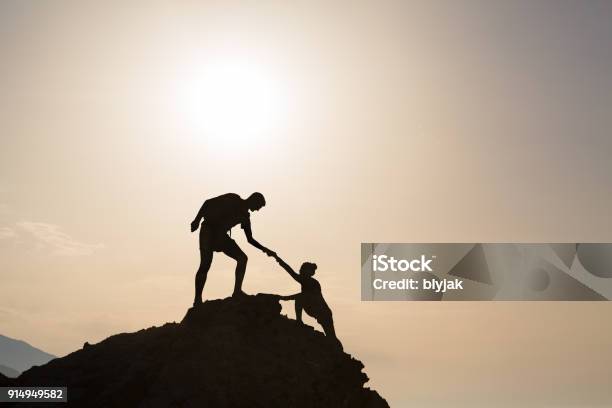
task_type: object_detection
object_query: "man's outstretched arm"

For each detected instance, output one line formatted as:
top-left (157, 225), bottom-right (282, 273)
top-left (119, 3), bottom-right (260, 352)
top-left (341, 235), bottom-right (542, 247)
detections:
top-left (273, 255), bottom-right (301, 283)
top-left (242, 220), bottom-right (275, 256)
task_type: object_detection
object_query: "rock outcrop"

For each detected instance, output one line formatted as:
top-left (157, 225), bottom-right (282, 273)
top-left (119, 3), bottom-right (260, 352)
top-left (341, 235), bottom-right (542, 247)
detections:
top-left (15, 294), bottom-right (388, 407)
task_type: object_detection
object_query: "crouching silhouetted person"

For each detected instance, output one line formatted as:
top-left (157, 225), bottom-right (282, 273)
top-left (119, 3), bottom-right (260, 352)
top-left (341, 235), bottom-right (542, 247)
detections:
top-left (273, 254), bottom-right (342, 348)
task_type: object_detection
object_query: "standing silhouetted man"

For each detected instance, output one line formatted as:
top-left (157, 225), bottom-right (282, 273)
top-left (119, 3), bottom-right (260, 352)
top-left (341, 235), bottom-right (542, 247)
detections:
top-left (190, 192), bottom-right (275, 305)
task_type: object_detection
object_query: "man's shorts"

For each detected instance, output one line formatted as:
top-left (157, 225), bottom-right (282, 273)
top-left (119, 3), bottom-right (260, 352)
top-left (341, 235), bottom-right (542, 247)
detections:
top-left (199, 225), bottom-right (235, 252)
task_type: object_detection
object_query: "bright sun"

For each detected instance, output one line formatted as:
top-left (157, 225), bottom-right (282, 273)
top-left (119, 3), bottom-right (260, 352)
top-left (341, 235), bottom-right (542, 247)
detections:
top-left (176, 59), bottom-right (287, 146)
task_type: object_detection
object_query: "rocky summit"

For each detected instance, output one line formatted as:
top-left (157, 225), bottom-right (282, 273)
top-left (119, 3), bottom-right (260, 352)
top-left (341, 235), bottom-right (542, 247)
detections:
top-left (12, 294), bottom-right (388, 408)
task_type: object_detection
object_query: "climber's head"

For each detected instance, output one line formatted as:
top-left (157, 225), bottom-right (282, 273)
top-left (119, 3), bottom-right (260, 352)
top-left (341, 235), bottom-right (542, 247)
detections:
top-left (299, 262), bottom-right (317, 277)
top-left (246, 192), bottom-right (266, 211)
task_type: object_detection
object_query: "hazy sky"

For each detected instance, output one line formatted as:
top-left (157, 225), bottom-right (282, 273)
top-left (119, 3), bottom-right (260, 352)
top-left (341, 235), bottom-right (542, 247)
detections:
top-left (1, 1), bottom-right (612, 406)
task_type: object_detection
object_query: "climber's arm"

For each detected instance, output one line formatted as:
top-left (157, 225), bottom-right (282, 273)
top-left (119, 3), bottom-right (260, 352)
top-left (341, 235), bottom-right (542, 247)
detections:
top-left (243, 219), bottom-right (275, 256)
top-left (279, 293), bottom-right (301, 301)
top-left (274, 255), bottom-right (302, 282)
top-left (190, 200), bottom-right (209, 232)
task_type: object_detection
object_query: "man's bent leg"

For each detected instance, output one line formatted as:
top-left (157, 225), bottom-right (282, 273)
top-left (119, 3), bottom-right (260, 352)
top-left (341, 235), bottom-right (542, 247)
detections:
top-left (295, 296), bottom-right (303, 323)
top-left (318, 314), bottom-right (342, 349)
top-left (321, 317), bottom-right (337, 339)
top-left (194, 248), bottom-right (213, 306)
top-left (221, 239), bottom-right (248, 296)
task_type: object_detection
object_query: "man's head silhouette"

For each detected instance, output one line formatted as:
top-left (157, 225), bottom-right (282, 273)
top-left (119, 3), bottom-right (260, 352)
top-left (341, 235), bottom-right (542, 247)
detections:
top-left (246, 192), bottom-right (266, 211)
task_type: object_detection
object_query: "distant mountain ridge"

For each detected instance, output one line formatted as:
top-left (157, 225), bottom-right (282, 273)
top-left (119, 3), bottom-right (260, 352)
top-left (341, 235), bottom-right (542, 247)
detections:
top-left (0, 334), bottom-right (56, 373)
top-left (0, 364), bottom-right (20, 378)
